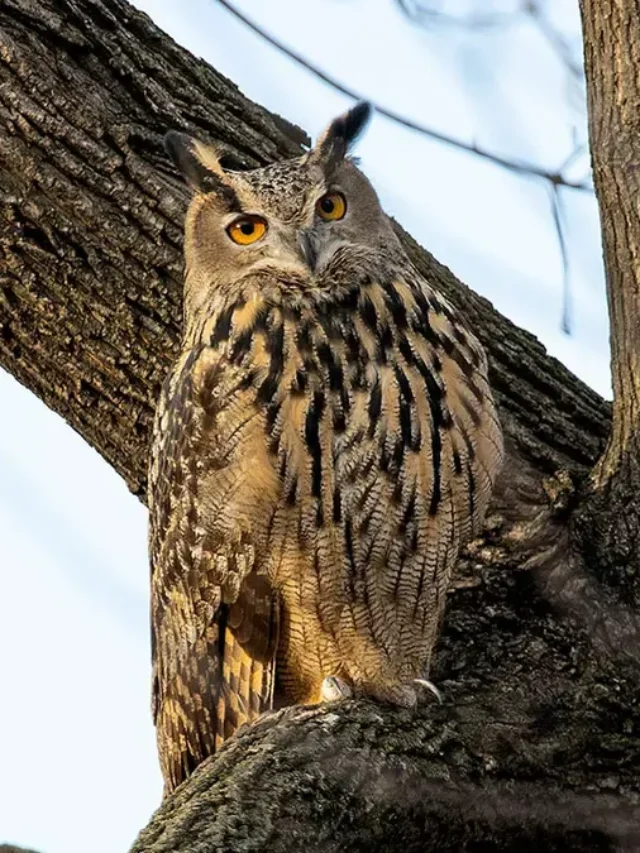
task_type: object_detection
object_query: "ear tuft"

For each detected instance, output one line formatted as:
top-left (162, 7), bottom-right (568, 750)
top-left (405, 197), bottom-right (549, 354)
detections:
top-left (163, 131), bottom-right (232, 197)
top-left (315, 101), bottom-right (373, 167)
top-left (336, 101), bottom-right (373, 148)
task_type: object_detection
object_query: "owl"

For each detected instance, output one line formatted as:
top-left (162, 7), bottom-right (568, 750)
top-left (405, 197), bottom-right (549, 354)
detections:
top-left (149, 102), bottom-right (503, 793)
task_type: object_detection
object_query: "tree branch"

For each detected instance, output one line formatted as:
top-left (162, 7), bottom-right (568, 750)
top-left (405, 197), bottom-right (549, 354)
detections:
top-left (132, 699), bottom-right (640, 853)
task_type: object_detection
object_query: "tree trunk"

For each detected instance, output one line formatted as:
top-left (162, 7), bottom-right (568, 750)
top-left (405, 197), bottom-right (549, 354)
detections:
top-left (580, 0), bottom-right (640, 488)
top-left (571, 0), bottom-right (640, 611)
top-left (1, 1), bottom-right (638, 851)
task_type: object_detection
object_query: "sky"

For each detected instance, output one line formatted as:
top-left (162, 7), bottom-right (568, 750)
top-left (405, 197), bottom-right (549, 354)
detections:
top-left (0, 2), bottom-right (609, 852)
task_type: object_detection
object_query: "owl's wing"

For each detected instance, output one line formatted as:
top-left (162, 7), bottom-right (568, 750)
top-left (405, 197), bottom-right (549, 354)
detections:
top-left (148, 346), bottom-right (279, 792)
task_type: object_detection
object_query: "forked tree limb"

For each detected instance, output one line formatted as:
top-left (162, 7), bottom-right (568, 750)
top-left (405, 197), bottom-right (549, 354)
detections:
top-left (1, 1), bottom-right (639, 851)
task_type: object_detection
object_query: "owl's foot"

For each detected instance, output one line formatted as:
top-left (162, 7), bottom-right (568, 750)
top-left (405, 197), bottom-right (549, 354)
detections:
top-left (320, 675), bottom-right (354, 702)
top-left (344, 680), bottom-right (417, 707)
top-left (414, 678), bottom-right (443, 704)
top-left (321, 676), bottom-right (441, 707)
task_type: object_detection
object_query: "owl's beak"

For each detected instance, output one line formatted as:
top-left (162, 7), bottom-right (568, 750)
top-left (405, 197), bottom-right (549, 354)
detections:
top-left (297, 228), bottom-right (317, 271)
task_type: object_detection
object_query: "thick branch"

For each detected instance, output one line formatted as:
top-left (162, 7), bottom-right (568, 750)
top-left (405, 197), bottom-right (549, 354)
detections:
top-left (132, 699), bottom-right (640, 853)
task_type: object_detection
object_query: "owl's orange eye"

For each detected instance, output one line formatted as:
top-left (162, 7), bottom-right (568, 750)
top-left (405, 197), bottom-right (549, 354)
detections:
top-left (227, 215), bottom-right (267, 245)
top-left (316, 192), bottom-right (347, 221)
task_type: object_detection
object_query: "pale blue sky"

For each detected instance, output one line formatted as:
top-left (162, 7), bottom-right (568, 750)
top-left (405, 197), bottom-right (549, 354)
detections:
top-left (0, 2), bottom-right (608, 852)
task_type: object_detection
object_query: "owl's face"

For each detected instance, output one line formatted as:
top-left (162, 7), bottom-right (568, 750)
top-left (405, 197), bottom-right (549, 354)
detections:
top-left (165, 104), bottom-right (401, 318)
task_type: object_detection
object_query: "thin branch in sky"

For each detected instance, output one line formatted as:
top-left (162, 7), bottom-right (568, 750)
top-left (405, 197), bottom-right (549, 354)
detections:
top-left (395, 0), bottom-right (584, 82)
top-left (394, 1), bottom-right (588, 160)
top-left (395, 0), bottom-right (527, 30)
top-left (558, 141), bottom-right (588, 176)
top-left (549, 183), bottom-right (572, 334)
top-left (526, 1), bottom-right (585, 82)
top-left (213, 0), bottom-right (591, 193)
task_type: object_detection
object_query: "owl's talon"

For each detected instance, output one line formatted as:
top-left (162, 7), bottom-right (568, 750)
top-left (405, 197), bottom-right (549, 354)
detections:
top-left (414, 678), bottom-right (443, 704)
top-left (321, 675), bottom-right (354, 702)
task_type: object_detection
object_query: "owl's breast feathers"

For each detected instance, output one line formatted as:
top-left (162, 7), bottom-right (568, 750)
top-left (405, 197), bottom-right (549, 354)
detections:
top-left (207, 271), bottom-right (503, 555)
top-left (202, 269), bottom-right (502, 686)
top-left (149, 268), bottom-right (503, 791)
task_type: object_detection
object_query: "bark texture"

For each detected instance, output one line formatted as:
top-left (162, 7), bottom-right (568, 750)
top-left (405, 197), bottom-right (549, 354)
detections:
top-left (580, 0), bottom-right (640, 487)
top-left (573, 0), bottom-right (640, 612)
top-left (0, 1), bottom-right (638, 851)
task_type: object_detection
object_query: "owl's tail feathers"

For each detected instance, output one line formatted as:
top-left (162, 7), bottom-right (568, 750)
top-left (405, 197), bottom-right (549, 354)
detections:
top-left (215, 573), bottom-right (280, 745)
top-left (155, 577), bottom-right (279, 795)
top-left (155, 671), bottom-right (218, 794)
top-left (214, 619), bottom-right (278, 750)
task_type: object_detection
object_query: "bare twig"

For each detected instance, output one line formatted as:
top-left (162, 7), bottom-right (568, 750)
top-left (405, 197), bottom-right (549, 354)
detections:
top-left (558, 141), bottom-right (588, 175)
top-left (395, 0), bottom-right (527, 30)
top-left (526, 1), bottom-right (584, 81)
top-left (549, 183), bottom-right (572, 334)
top-left (213, 0), bottom-right (591, 193)
top-left (396, 0), bottom-right (585, 86)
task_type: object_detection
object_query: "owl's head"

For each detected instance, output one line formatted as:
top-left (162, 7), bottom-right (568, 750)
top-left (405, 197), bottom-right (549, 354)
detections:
top-left (165, 103), bottom-right (400, 318)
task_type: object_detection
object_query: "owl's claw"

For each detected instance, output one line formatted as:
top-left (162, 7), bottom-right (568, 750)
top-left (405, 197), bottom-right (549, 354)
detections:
top-left (321, 675), bottom-right (354, 702)
top-left (414, 678), bottom-right (443, 704)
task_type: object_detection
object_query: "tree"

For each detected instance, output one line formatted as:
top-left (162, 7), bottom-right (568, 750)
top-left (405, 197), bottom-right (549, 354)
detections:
top-left (0, 0), bottom-right (638, 850)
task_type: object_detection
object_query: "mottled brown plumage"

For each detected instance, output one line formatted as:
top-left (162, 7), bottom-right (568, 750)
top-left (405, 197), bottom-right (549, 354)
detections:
top-left (149, 103), bottom-right (503, 793)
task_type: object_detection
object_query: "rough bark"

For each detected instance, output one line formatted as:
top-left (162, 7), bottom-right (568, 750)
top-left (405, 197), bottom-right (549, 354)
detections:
top-left (572, 0), bottom-right (640, 611)
top-left (580, 0), bottom-right (640, 487)
top-left (0, 1), bottom-right (638, 851)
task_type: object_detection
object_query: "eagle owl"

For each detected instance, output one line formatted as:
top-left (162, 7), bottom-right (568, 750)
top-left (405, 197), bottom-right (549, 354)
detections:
top-left (149, 103), bottom-right (503, 793)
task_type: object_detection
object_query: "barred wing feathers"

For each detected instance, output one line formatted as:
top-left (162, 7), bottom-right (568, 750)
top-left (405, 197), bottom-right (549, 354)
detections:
top-left (148, 346), bottom-right (279, 792)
